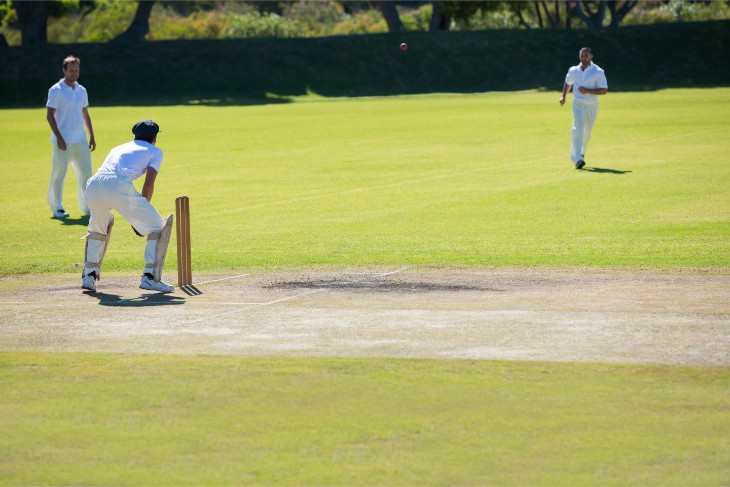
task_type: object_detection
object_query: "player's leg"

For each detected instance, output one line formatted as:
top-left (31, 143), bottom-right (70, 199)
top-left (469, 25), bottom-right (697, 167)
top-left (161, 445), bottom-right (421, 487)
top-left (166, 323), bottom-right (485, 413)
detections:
top-left (140, 215), bottom-right (174, 292)
top-left (69, 143), bottom-right (93, 216)
top-left (81, 212), bottom-right (114, 291)
top-left (48, 144), bottom-right (71, 218)
top-left (581, 103), bottom-right (599, 161)
top-left (570, 101), bottom-right (586, 167)
top-left (81, 175), bottom-right (115, 291)
top-left (114, 189), bottom-right (174, 292)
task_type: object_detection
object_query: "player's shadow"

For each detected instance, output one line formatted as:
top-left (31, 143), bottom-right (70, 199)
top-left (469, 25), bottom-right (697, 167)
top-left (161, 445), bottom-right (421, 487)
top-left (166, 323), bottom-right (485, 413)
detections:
top-left (89, 290), bottom-right (186, 307)
top-left (55, 215), bottom-right (90, 226)
top-left (583, 167), bottom-right (632, 174)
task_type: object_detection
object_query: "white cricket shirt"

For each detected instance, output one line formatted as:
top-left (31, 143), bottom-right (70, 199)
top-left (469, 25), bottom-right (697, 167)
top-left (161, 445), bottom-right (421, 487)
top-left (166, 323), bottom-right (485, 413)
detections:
top-left (565, 62), bottom-right (608, 104)
top-left (97, 140), bottom-right (163, 181)
top-left (46, 78), bottom-right (89, 144)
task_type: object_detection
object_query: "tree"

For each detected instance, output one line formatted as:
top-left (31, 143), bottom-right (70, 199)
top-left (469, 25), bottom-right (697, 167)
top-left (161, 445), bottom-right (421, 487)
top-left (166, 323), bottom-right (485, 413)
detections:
top-left (571, 0), bottom-right (639, 29)
top-left (537, 1), bottom-right (561, 28)
top-left (432, 1), bottom-right (506, 31)
top-left (429, 0), bottom-right (448, 31)
top-left (112, 0), bottom-right (156, 43)
top-left (607, 0), bottom-right (639, 28)
top-left (375, 0), bottom-right (404, 32)
top-left (11, 0), bottom-right (97, 46)
top-left (14, 0), bottom-right (49, 45)
top-left (508, 1), bottom-right (533, 29)
top-left (506, 1), bottom-right (636, 30)
top-left (1, 0), bottom-right (12, 45)
top-left (516, 1), bottom-right (572, 29)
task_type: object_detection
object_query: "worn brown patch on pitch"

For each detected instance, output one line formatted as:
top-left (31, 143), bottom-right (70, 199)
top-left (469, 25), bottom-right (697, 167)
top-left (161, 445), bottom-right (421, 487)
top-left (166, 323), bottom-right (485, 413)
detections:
top-left (1, 266), bottom-right (728, 365)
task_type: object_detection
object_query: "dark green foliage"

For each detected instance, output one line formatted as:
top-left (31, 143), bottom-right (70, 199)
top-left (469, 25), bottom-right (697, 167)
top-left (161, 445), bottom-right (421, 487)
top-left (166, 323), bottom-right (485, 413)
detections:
top-left (439, 0), bottom-right (503, 22)
top-left (1, 19), bottom-right (728, 107)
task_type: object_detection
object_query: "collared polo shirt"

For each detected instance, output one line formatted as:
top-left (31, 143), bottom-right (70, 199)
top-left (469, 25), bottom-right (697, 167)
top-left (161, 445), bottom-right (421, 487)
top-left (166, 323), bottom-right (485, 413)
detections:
top-left (46, 78), bottom-right (89, 144)
top-left (565, 62), bottom-right (608, 104)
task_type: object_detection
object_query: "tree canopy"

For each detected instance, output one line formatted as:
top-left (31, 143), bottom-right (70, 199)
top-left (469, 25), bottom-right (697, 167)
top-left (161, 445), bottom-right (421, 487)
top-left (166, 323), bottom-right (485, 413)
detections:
top-left (2, 0), bottom-right (729, 46)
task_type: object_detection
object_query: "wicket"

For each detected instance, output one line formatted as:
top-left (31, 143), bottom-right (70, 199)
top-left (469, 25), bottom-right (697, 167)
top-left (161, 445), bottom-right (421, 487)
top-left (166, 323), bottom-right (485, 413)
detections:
top-left (175, 196), bottom-right (192, 286)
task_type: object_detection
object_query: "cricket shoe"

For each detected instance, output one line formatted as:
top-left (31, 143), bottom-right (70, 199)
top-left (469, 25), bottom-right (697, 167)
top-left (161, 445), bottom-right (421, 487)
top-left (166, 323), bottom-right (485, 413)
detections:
top-left (81, 272), bottom-right (97, 292)
top-left (53, 209), bottom-right (69, 219)
top-left (140, 274), bottom-right (174, 293)
top-left (575, 160), bottom-right (586, 169)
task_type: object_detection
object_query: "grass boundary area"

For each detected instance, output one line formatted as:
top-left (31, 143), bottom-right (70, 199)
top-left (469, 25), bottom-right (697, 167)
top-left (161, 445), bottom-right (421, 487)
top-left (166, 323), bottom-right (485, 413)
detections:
top-left (1, 352), bottom-right (729, 485)
top-left (2, 20), bottom-right (729, 107)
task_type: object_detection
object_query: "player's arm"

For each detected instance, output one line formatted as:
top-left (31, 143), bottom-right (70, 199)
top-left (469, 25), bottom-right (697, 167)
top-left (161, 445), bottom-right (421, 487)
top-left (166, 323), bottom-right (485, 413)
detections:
top-left (141, 167), bottom-right (158, 202)
top-left (131, 168), bottom-right (160, 236)
top-left (82, 107), bottom-right (96, 151)
top-left (46, 107), bottom-right (66, 150)
top-left (559, 83), bottom-right (571, 106)
top-left (578, 86), bottom-right (608, 95)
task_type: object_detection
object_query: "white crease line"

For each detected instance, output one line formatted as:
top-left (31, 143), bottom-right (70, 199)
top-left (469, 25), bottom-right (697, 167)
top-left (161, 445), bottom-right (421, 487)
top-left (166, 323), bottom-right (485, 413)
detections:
top-left (372, 266), bottom-right (411, 277)
top-left (344, 267), bottom-right (412, 278)
top-left (192, 274), bottom-right (250, 286)
top-left (182, 289), bottom-right (326, 324)
top-left (180, 266), bottom-right (411, 324)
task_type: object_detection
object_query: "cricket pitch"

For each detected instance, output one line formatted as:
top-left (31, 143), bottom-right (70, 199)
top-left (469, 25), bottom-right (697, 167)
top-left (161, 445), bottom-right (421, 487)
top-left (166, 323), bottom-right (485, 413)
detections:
top-left (1, 266), bottom-right (728, 365)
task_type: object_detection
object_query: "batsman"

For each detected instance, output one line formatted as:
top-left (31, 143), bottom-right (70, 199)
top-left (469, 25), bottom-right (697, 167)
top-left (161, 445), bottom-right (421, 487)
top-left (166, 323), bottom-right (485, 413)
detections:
top-left (81, 120), bottom-right (174, 293)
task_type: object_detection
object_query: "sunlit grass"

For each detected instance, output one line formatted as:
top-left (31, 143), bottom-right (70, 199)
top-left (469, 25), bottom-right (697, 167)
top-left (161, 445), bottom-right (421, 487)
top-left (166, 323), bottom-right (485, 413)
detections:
top-left (1, 352), bottom-right (728, 485)
top-left (1, 89), bottom-right (728, 275)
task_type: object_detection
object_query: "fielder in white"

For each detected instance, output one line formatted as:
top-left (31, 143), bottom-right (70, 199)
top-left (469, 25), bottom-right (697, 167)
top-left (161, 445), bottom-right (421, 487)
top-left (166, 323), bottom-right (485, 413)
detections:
top-left (81, 120), bottom-right (175, 293)
top-left (46, 55), bottom-right (96, 219)
top-left (560, 47), bottom-right (608, 169)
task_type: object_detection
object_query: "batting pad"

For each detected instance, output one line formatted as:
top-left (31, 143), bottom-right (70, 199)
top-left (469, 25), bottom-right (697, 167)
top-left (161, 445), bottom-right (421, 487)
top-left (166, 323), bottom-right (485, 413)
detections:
top-left (152, 214), bottom-right (173, 282)
top-left (82, 213), bottom-right (114, 280)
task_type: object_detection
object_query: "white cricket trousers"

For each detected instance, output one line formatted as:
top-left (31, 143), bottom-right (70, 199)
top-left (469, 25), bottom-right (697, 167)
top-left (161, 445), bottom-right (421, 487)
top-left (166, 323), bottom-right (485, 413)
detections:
top-left (571, 100), bottom-right (599, 163)
top-left (84, 172), bottom-right (166, 276)
top-left (48, 142), bottom-right (92, 214)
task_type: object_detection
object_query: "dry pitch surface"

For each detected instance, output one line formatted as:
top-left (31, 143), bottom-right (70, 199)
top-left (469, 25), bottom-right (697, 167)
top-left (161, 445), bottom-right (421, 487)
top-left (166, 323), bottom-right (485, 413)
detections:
top-left (1, 267), bottom-right (728, 366)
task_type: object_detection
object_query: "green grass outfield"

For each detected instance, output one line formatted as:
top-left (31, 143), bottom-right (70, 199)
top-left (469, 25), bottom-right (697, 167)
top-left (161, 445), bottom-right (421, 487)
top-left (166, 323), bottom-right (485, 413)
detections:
top-left (1, 353), bottom-right (728, 485)
top-left (1, 89), bottom-right (729, 484)
top-left (0, 88), bottom-right (728, 274)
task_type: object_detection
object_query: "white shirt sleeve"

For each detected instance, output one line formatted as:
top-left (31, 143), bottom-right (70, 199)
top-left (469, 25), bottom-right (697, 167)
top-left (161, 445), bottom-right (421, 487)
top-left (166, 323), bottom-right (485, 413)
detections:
top-left (46, 86), bottom-right (59, 109)
top-left (148, 150), bottom-right (163, 173)
top-left (565, 68), bottom-right (575, 86)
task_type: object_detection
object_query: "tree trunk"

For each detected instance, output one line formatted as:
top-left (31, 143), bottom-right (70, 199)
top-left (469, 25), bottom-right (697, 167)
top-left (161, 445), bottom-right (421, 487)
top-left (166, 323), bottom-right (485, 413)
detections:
top-left (112, 0), bottom-right (156, 43)
top-left (540, 1), bottom-right (556, 28)
top-left (596, 0), bottom-right (607, 27)
top-left (429, 1), bottom-right (451, 31)
top-left (375, 1), bottom-right (405, 32)
top-left (15, 0), bottom-right (49, 45)
top-left (608, 0), bottom-right (638, 28)
top-left (511, 3), bottom-right (531, 29)
top-left (572, 1), bottom-right (607, 29)
top-left (534, 1), bottom-right (543, 29)
top-left (428, 1), bottom-right (444, 31)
